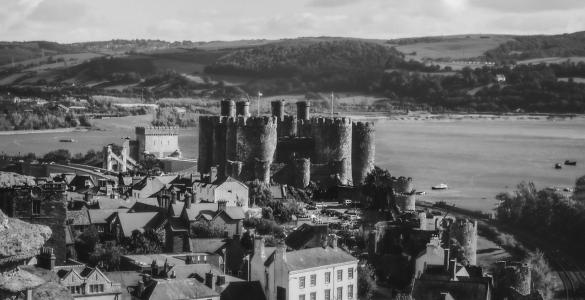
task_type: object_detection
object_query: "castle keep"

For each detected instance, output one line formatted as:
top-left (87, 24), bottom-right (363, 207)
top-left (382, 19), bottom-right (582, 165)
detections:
top-left (198, 99), bottom-right (375, 185)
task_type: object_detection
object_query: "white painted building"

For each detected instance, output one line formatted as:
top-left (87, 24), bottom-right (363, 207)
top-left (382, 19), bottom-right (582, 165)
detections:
top-left (251, 235), bottom-right (358, 300)
top-left (192, 177), bottom-right (249, 208)
top-left (414, 235), bottom-right (447, 279)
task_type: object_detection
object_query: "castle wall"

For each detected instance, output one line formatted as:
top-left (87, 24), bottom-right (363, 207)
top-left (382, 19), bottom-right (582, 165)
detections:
top-left (449, 219), bottom-right (478, 265)
top-left (396, 194), bottom-right (416, 211)
top-left (271, 100), bottom-right (285, 121)
top-left (494, 261), bottom-right (532, 296)
top-left (212, 117), bottom-right (228, 177)
top-left (352, 122), bottom-right (376, 185)
top-left (236, 101), bottom-right (250, 117)
top-left (278, 115), bottom-right (298, 138)
top-left (292, 158), bottom-right (311, 188)
top-left (235, 117), bottom-right (278, 182)
top-left (311, 117), bottom-right (353, 184)
top-left (275, 137), bottom-right (313, 163)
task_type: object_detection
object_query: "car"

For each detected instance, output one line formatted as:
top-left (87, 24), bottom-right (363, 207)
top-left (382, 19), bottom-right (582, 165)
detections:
top-left (344, 199), bottom-right (352, 206)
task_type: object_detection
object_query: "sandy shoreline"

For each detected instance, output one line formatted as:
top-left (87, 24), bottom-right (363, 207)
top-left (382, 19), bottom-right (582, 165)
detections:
top-left (0, 127), bottom-right (90, 136)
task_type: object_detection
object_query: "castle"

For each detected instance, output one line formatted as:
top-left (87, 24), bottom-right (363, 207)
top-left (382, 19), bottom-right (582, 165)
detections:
top-left (198, 99), bottom-right (375, 186)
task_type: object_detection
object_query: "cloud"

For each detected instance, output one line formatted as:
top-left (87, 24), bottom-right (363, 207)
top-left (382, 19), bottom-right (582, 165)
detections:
top-left (307, 0), bottom-right (356, 7)
top-left (27, 0), bottom-right (88, 22)
top-left (468, 0), bottom-right (585, 13)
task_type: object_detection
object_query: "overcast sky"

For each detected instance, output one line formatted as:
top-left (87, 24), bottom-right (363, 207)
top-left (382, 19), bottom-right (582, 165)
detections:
top-left (1, 0), bottom-right (584, 43)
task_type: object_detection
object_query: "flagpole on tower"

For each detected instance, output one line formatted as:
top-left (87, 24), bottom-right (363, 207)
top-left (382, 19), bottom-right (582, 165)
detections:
top-left (257, 91), bottom-right (262, 116)
top-left (330, 92), bottom-right (334, 117)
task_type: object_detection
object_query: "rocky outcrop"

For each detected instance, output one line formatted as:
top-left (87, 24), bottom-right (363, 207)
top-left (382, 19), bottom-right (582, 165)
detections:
top-left (0, 172), bottom-right (36, 188)
top-left (0, 210), bottom-right (52, 260)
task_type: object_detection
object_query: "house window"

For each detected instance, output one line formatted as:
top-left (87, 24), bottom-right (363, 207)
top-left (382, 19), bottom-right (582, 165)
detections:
top-left (32, 200), bottom-right (41, 215)
top-left (325, 289), bottom-right (331, 300)
top-left (90, 284), bottom-right (104, 293)
top-left (348, 284), bottom-right (354, 299)
top-left (336, 287), bottom-right (342, 300)
top-left (310, 292), bottom-right (316, 300)
top-left (325, 272), bottom-right (331, 284)
top-left (310, 274), bottom-right (316, 286)
top-left (348, 267), bottom-right (354, 280)
top-left (299, 276), bottom-right (305, 289)
top-left (337, 269), bottom-right (343, 282)
top-left (299, 294), bottom-right (305, 300)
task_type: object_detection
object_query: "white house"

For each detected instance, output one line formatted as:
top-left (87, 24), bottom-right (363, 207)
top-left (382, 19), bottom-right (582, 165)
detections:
top-left (251, 235), bottom-right (358, 300)
top-left (192, 177), bottom-right (249, 208)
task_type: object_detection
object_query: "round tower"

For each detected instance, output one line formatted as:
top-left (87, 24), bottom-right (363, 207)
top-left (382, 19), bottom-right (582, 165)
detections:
top-left (312, 117), bottom-right (353, 184)
top-left (235, 116), bottom-right (278, 182)
top-left (296, 101), bottom-right (310, 120)
top-left (396, 194), bottom-right (416, 211)
top-left (494, 261), bottom-right (532, 296)
top-left (220, 100), bottom-right (236, 117)
top-left (449, 219), bottom-right (478, 265)
top-left (212, 116), bottom-right (228, 177)
top-left (393, 177), bottom-right (415, 194)
top-left (271, 100), bottom-right (285, 121)
top-left (292, 158), bottom-right (310, 188)
top-left (254, 159), bottom-right (271, 184)
top-left (352, 121), bottom-right (375, 185)
top-left (236, 101), bottom-right (250, 117)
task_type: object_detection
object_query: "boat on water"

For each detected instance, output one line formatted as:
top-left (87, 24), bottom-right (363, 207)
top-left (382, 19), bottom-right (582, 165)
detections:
top-left (555, 163), bottom-right (562, 169)
top-left (564, 160), bottom-right (577, 166)
top-left (432, 183), bottom-right (448, 190)
top-left (59, 138), bottom-right (75, 142)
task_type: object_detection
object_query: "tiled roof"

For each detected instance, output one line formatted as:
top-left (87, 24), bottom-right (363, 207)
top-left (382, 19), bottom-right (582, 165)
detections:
top-left (184, 203), bottom-right (245, 222)
top-left (412, 277), bottom-right (491, 300)
top-left (95, 197), bottom-right (137, 209)
top-left (142, 278), bottom-right (219, 300)
top-left (267, 247), bottom-right (357, 271)
top-left (184, 203), bottom-right (218, 221)
top-left (117, 212), bottom-right (161, 237)
top-left (221, 207), bottom-right (245, 220)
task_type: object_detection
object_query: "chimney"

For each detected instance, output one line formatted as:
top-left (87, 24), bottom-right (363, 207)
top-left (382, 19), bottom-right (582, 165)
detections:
top-left (443, 249), bottom-right (450, 272)
top-left (184, 192), bottom-right (191, 209)
top-left (205, 272), bottom-right (216, 290)
top-left (170, 190), bottom-right (177, 204)
top-left (216, 275), bottom-right (226, 286)
top-left (218, 200), bottom-right (227, 212)
top-left (151, 260), bottom-right (159, 277)
top-left (137, 280), bottom-right (145, 297)
top-left (275, 242), bottom-right (287, 263)
top-left (210, 167), bottom-right (218, 183)
top-left (328, 234), bottom-right (338, 249)
top-left (254, 236), bottom-right (266, 259)
top-left (191, 191), bottom-right (196, 204)
top-left (49, 248), bottom-right (56, 270)
top-left (448, 259), bottom-right (457, 280)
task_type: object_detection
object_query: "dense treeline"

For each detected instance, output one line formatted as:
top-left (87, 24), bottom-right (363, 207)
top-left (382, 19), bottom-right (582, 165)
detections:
top-left (486, 31), bottom-right (585, 62)
top-left (377, 63), bottom-right (585, 113)
top-left (0, 108), bottom-right (90, 130)
top-left (496, 182), bottom-right (585, 254)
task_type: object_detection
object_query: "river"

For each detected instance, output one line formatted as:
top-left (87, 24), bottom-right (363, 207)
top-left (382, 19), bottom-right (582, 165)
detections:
top-left (0, 114), bottom-right (583, 212)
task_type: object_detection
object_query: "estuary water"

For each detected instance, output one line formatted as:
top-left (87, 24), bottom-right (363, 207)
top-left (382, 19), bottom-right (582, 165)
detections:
top-left (1, 114), bottom-right (584, 212)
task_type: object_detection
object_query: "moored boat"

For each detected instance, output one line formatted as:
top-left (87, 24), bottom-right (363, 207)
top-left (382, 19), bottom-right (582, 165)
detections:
top-left (432, 183), bottom-right (448, 190)
top-left (564, 160), bottom-right (577, 166)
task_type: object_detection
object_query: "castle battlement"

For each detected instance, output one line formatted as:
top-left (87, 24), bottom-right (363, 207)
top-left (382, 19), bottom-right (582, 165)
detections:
top-left (236, 116), bottom-right (278, 127)
top-left (353, 121), bottom-right (375, 132)
top-left (311, 117), bottom-right (353, 126)
top-left (136, 126), bottom-right (179, 135)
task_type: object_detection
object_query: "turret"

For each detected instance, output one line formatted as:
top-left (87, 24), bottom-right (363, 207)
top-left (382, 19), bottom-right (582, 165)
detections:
top-left (271, 99), bottom-right (285, 121)
top-left (296, 101), bottom-right (310, 120)
top-left (449, 219), bottom-right (478, 265)
top-left (236, 100), bottom-right (250, 117)
top-left (292, 158), bottom-right (310, 188)
top-left (220, 100), bottom-right (236, 117)
top-left (352, 121), bottom-right (375, 185)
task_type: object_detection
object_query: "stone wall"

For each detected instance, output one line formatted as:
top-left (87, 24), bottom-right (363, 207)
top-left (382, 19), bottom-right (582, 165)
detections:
top-left (135, 126), bottom-right (180, 159)
top-left (352, 121), bottom-right (375, 185)
top-left (449, 219), bottom-right (478, 265)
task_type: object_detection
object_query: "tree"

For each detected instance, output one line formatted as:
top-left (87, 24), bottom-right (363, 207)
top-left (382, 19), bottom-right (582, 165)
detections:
top-left (90, 242), bottom-right (125, 271)
top-left (42, 149), bottom-right (72, 164)
top-left (362, 166), bottom-right (393, 209)
top-left (125, 230), bottom-right (163, 254)
top-left (248, 180), bottom-right (273, 207)
top-left (190, 221), bottom-right (224, 238)
top-left (524, 250), bottom-right (555, 300)
top-left (75, 225), bottom-right (100, 261)
top-left (358, 264), bottom-right (375, 300)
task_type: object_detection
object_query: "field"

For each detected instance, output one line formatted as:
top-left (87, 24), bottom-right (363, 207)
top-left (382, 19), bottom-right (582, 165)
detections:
top-left (517, 56), bottom-right (585, 65)
top-left (390, 35), bottom-right (514, 61)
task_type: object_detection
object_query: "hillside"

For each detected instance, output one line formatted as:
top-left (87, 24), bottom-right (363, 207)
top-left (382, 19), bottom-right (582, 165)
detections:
top-left (486, 31), bottom-right (585, 62)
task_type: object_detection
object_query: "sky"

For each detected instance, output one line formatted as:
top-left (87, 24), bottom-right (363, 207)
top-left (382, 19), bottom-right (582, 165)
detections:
top-left (1, 0), bottom-right (585, 43)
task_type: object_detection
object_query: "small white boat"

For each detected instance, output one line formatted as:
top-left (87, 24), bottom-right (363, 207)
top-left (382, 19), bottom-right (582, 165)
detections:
top-left (432, 183), bottom-right (448, 190)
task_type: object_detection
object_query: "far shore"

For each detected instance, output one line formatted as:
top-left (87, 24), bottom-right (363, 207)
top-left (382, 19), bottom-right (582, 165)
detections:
top-left (0, 127), bottom-right (90, 136)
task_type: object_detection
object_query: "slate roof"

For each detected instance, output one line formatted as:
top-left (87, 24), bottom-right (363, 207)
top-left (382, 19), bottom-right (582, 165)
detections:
top-left (132, 175), bottom-right (177, 198)
top-left (66, 210), bottom-right (90, 226)
top-left (88, 208), bottom-right (129, 224)
top-left (95, 197), bottom-right (137, 209)
top-left (285, 223), bottom-right (329, 250)
top-left (412, 277), bottom-right (491, 300)
top-left (141, 278), bottom-right (219, 300)
top-left (184, 203), bottom-right (245, 222)
top-left (188, 238), bottom-right (227, 254)
top-left (266, 247), bottom-right (357, 271)
top-left (117, 212), bottom-right (161, 237)
top-left (220, 281), bottom-right (266, 300)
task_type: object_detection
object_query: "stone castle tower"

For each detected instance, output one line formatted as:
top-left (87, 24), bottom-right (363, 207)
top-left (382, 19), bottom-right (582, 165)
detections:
top-left (198, 99), bottom-right (375, 185)
top-left (449, 218), bottom-right (478, 265)
top-left (135, 126), bottom-right (180, 160)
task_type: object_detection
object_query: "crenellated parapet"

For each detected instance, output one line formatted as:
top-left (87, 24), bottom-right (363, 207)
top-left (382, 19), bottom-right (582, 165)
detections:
top-left (278, 115), bottom-right (298, 138)
top-left (136, 126), bottom-right (179, 136)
